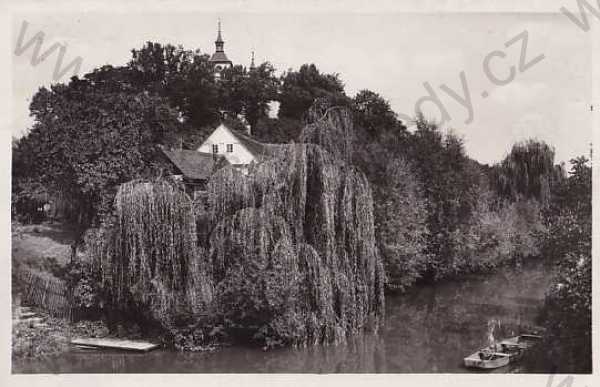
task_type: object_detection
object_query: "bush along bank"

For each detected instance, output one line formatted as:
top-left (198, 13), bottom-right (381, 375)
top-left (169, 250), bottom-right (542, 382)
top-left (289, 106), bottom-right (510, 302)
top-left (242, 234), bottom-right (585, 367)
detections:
top-left (354, 113), bottom-right (551, 290)
top-left (523, 156), bottom-right (592, 373)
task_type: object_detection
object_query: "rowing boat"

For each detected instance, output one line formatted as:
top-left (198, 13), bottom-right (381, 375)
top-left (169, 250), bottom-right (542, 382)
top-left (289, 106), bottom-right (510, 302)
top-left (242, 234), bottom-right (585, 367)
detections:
top-left (464, 334), bottom-right (542, 369)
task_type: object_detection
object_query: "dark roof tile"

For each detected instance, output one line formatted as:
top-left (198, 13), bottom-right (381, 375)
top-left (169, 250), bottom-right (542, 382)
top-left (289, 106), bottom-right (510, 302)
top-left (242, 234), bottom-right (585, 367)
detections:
top-left (229, 128), bottom-right (266, 155)
top-left (160, 146), bottom-right (228, 180)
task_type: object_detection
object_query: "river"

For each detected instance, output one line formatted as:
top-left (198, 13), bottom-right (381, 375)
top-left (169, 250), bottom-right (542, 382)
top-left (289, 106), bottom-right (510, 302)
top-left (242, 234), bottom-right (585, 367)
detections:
top-left (13, 260), bottom-right (554, 373)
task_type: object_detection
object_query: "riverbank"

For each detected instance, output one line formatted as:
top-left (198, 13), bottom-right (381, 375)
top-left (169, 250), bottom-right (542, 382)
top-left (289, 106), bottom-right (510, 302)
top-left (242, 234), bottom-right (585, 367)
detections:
top-left (11, 221), bottom-right (108, 361)
top-left (12, 303), bottom-right (110, 361)
top-left (11, 220), bottom-right (556, 370)
top-left (13, 260), bottom-right (554, 373)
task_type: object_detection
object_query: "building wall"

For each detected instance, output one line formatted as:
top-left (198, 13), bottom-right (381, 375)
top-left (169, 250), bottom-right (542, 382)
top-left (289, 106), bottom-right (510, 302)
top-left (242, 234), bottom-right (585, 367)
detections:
top-left (197, 124), bottom-right (256, 165)
top-left (267, 100), bottom-right (280, 119)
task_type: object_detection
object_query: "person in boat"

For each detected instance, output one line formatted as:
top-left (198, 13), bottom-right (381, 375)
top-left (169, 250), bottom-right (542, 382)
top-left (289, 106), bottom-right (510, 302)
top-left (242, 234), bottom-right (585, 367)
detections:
top-left (478, 349), bottom-right (494, 360)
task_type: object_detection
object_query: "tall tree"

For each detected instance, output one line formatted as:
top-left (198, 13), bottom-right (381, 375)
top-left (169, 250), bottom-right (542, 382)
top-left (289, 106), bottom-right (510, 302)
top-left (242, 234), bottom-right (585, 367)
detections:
top-left (242, 62), bottom-right (280, 130)
top-left (129, 42), bottom-right (280, 137)
top-left (218, 62), bottom-right (280, 130)
top-left (491, 139), bottom-right (556, 204)
top-left (129, 41), bottom-right (220, 129)
top-left (14, 77), bottom-right (181, 229)
top-left (531, 156), bottom-right (592, 373)
top-left (279, 64), bottom-right (348, 120)
top-left (373, 156), bottom-right (429, 291)
top-left (543, 156), bottom-right (592, 261)
top-left (405, 114), bottom-right (483, 279)
top-left (352, 89), bottom-right (406, 142)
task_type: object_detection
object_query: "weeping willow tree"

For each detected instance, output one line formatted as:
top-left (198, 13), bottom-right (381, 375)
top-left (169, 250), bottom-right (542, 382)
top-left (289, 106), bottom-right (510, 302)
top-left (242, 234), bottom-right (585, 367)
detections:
top-left (492, 139), bottom-right (556, 204)
top-left (87, 106), bottom-right (385, 348)
top-left (299, 99), bottom-right (355, 163)
top-left (207, 107), bottom-right (384, 346)
top-left (208, 143), bottom-right (384, 346)
top-left (89, 180), bottom-right (214, 333)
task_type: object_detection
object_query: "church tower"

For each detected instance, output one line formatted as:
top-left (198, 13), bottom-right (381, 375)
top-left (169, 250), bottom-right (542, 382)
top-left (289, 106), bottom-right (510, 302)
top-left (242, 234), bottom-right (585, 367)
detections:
top-left (249, 50), bottom-right (256, 71)
top-left (209, 19), bottom-right (233, 78)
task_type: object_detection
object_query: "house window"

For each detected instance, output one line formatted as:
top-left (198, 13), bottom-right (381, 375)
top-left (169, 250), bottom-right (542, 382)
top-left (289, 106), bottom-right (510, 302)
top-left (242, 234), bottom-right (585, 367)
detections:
top-left (212, 144), bottom-right (218, 153)
top-left (227, 144), bottom-right (233, 153)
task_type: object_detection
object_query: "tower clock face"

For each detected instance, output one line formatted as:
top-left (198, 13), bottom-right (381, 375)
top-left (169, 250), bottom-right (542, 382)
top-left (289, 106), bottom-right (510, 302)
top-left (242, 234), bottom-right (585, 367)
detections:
top-left (216, 65), bottom-right (222, 71)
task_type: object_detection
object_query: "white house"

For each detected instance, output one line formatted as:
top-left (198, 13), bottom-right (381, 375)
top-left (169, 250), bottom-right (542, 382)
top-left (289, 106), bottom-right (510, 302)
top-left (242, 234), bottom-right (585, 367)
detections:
top-left (196, 123), bottom-right (271, 174)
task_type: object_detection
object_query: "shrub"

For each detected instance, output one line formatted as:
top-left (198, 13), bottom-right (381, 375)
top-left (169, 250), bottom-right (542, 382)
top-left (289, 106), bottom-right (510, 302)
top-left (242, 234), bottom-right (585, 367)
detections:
top-left (527, 252), bottom-right (591, 373)
top-left (448, 197), bottom-right (546, 277)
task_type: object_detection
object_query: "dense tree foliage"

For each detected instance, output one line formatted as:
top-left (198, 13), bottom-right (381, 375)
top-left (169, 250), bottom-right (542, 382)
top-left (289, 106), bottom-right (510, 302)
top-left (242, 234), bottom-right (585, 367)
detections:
top-left (253, 116), bottom-right (302, 144)
top-left (252, 64), bottom-right (351, 144)
top-left (404, 116), bottom-right (484, 279)
top-left (348, 92), bottom-right (425, 289)
top-left (129, 42), bottom-right (219, 128)
top-left (491, 139), bottom-right (556, 204)
top-left (550, 156), bottom-right (591, 220)
top-left (372, 157), bottom-right (429, 291)
top-left (352, 89), bottom-right (406, 143)
top-left (527, 157), bottom-right (592, 373)
top-left (279, 64), bottom-right (349, 120)
top-left (311, 96), bottom-right (545, 284)
top-left (129, 42), bottom-right (280, 136)
top-left (195, 62), bottom-right (282, 132)
top-left (535, 251), bottom-right (592, 373)
top-left (13, 41), bottom-right (282, 226)
top-left (13, 79), bottom-right (181, 229)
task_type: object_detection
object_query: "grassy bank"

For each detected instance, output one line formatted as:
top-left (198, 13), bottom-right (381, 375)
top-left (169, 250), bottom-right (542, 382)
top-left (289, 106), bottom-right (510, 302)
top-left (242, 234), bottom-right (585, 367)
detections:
top-left (11, 221), bottom-right (76, 288)
top-left (11, 221), bottom-right (106, 360)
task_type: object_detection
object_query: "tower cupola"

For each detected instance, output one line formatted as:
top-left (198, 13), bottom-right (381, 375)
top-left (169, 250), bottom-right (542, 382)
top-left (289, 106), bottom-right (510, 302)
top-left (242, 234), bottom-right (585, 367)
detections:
top-left (209, 19), bottom-right (233, 76)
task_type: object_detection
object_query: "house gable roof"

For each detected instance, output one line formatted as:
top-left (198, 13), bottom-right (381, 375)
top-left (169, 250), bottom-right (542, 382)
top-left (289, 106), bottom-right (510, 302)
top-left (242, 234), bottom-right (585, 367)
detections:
top-left (227, 127), bottom-right (270, 159)
top-left (160, 146), bottom-right (228, 180)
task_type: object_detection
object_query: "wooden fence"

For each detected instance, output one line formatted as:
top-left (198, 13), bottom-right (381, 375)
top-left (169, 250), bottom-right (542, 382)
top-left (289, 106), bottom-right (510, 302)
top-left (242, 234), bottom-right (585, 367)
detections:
top-left (18, 270), bottom-right (73, 320)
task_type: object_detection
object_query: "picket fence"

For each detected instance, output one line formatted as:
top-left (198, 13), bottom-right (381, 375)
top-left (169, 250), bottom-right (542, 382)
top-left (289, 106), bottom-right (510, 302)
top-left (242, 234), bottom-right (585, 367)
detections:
top-left (18, 270), bottom-right (73, 320)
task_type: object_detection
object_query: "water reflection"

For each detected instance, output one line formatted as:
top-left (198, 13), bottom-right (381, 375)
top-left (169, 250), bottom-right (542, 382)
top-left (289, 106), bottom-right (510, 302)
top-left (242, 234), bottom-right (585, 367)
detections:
top-left (13, 261), bottom-right (553, 373)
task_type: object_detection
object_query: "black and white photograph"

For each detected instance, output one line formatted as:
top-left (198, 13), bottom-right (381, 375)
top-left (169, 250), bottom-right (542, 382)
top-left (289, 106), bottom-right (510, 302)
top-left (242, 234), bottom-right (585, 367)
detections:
top-left (3, 0), bottom-right (597, 384)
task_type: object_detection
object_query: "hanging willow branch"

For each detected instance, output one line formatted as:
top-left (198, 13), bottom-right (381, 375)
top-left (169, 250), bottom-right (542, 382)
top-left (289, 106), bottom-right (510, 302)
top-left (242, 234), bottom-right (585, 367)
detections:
top-left (88, 106), bottom-right (384, 348)
top-left (91, 179), bottom-right (213, 329)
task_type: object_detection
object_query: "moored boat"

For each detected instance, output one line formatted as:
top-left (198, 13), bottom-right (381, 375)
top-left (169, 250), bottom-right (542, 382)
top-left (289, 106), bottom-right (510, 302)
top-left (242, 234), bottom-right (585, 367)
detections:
top-left (464, 350), bottom-right (511, 369)
top-left (464, 334), bottom-right (542, 370)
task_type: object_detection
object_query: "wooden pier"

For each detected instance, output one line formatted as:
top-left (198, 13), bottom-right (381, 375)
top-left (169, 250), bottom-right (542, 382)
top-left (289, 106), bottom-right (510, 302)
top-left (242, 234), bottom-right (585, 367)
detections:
top-left (70, 337), bottom-right (160, 352)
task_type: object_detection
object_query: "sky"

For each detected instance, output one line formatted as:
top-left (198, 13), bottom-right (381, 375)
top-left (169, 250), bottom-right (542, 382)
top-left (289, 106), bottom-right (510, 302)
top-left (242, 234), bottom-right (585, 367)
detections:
top-left (11, 11), bottom-right (593, 165)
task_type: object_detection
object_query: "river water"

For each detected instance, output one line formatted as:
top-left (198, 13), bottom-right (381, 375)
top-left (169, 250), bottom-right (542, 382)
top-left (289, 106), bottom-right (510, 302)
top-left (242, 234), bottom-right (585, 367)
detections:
top-left (13, 260), bottom-right (554, 373)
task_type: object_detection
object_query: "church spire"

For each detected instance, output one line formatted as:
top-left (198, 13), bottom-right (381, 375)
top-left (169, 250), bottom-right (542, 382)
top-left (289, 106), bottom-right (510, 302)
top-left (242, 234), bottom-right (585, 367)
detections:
top-left (215, 18), bottom-right (224, 52)
top-left (249, 50), bottom-right (256, 70)
top-left (209, 18), bottom-right (233, 77)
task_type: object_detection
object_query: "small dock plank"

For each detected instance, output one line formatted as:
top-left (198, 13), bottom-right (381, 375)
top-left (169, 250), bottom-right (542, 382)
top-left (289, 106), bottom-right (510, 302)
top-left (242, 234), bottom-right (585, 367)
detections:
top-left (70, 337), bottom-right (160, 352)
